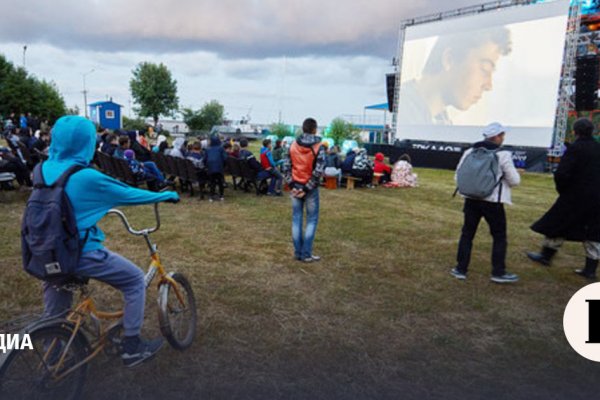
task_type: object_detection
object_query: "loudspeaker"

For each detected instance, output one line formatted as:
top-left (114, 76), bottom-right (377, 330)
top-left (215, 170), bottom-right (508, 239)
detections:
top-left (386, 73), bottom-right (396, 112)
top-left (576, 56), bottom-right (599, 111)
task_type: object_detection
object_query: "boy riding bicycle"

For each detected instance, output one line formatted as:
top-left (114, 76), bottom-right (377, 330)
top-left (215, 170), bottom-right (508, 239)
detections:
top-left (40, 116), bottom-right (179, 367)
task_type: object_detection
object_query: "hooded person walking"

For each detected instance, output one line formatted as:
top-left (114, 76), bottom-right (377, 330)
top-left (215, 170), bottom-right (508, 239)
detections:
top-left (527, 118), bottom-right (600, 280)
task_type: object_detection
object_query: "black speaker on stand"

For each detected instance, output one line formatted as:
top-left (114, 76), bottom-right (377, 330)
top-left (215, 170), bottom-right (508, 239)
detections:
top-left (386, 73), bottom-right (396, 113)
top-left (575, 55), bottom-right (599, 111)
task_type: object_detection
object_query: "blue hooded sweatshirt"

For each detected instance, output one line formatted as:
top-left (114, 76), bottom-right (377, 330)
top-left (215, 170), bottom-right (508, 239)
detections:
top-left (42, 116), bottom-right (179, 253)
top-left (205, 136), bottom-right (227, 174)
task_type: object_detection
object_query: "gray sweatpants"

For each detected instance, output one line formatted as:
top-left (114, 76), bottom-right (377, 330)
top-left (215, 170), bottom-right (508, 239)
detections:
top-left (43, 249), bottom-right (146, 337)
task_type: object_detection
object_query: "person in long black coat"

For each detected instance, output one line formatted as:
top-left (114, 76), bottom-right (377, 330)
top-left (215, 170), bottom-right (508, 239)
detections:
top-left (527, 118), bottom-right (600, 280)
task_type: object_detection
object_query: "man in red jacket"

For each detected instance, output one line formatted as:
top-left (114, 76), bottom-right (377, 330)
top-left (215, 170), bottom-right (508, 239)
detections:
top-left (373, 152), bottom-right (392, 184)
top-left (282, 118), bottom-right (326, 262)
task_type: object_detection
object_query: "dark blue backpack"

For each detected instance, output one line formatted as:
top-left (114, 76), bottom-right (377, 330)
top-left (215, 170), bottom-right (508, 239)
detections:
top-left (21, 163), bottom-right (87, 282)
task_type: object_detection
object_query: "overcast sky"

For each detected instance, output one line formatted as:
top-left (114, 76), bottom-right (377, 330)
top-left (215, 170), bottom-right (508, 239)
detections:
top-left (1, 0), bottom-right (484, 126)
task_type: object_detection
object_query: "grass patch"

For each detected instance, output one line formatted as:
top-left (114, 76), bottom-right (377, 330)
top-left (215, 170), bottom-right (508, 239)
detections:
top-left (0, 167), bottom-right (598, 399)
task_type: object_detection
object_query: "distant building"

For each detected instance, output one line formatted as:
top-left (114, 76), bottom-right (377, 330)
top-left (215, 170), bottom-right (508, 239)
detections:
top-left (89, 100), bottom-right (123, 130)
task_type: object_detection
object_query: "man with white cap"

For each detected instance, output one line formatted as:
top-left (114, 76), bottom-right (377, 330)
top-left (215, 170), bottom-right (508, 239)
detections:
top-left (450, 122), bottom-right (521, 283)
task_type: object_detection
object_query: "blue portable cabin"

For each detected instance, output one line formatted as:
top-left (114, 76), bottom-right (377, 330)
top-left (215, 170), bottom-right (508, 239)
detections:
top-left (89, 100), bottom-right (123, 130)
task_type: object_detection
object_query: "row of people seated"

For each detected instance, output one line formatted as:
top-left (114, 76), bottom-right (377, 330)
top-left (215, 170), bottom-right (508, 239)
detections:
top-left (323, 144), bottom-right (417, 188)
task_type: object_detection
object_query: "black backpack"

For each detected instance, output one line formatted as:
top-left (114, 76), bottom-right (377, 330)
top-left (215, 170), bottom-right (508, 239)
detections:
top-left (21, 163), bottom-right (87, 282)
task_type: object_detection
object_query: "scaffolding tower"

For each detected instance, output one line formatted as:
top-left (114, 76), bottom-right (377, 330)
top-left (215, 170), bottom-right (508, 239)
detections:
top-left (550, 1), bottom-right (582, 158)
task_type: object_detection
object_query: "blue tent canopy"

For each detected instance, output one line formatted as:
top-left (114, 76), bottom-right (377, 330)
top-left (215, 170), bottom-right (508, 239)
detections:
top-left (364, 103), bottom-right (389, 110)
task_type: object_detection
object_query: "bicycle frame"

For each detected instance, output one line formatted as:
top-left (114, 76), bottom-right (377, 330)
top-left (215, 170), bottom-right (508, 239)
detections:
top-left (44, 203), bottom-right (186, 381)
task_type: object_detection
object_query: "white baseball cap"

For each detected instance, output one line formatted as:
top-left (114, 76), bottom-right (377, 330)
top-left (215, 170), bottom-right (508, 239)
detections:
top-left (482, 122), bottom-right (509, 139)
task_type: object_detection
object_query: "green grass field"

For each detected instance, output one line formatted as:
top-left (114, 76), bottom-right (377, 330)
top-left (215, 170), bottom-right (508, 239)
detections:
top-left (0, 167), bottom-right (598, 399)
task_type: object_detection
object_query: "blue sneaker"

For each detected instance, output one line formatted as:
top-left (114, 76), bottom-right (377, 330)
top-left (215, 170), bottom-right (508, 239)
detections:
top-left (121, 336), bottom-right (164, 368)
top-left (450, 268), bottom-right (467, 280)
top-left (490, 272), bottom-right (519, 284)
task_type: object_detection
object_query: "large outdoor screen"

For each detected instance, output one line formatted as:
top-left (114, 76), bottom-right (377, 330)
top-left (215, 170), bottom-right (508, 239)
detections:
top-left (395, 0), bottom-right (570, 147)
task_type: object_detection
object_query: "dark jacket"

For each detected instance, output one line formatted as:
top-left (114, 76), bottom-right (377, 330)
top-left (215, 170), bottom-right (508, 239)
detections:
top-left (341, 151), bottom-right (356, 173)
top-left (239, 148), bottom-right (263, 172)
top-left (326, 153), bottom-right (341, 169)
top-left (531, 136), bottom-right (600, 242)
top-left (205, 136), bottom-right (227, 174)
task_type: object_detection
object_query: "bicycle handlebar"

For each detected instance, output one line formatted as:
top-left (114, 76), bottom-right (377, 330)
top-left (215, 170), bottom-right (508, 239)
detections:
top-left (107, 203), bottom-right (161, 236)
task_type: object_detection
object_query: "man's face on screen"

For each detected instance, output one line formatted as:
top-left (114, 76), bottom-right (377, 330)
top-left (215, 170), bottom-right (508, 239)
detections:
top-left (443, 42), bottom-right (502, 111)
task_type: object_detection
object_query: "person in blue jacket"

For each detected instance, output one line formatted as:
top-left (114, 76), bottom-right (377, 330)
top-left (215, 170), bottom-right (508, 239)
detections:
top-left (41, 116), bottom-right (179, 368)
top-left (205, 135), bottom-right (228, 201)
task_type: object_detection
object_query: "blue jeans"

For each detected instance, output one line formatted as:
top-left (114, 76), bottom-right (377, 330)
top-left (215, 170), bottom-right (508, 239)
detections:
top-left (143, 161), bottom-right (165, 182)
top-left (43, 249), bottom-right (146, 337)
top-left (291, 188), bottom-right (320, 259)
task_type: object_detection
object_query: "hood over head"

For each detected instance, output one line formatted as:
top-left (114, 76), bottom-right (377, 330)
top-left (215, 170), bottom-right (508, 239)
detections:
top-left (156, 135), bottom-right (167, 146)
top-left (48, 116), bottom-right (97, 165)
top-left (296, 133), bottom-right (322, 148)
top-left (173, 137), bottom-right (185, 150)
top-left (210, 135), bottom-right (221, 147)
top-left (124, 149), bottom-right (135, 160)
top-left (375, 152), bottom-right (384, 162)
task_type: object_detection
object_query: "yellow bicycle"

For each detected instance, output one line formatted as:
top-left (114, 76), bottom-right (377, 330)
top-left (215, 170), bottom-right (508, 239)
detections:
top-left (0, 203), bottom-right (197, 399)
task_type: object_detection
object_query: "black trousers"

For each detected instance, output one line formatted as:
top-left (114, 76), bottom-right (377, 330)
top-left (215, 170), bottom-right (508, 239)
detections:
top-left (456, 198), bottom-right (507, 277)
top-left (209, 173), bottom-right (224, 197)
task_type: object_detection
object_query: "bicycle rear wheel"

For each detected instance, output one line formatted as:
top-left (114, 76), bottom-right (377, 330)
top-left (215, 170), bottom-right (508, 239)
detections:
top-left (158, 272), bottom-right (197, 350)
top-left (0, 323), bottom-right (89, 400)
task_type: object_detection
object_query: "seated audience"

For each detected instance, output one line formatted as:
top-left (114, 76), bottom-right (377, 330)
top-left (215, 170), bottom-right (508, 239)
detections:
top-left (341, 148), bottom-right (356, 175)
top-left (124, 149), bottom-right (167, 187)
top-left (260, 138), bottom-right (283, 195)
top-left (0, 147), bottom-right (32, 190)
top-left (168, 137), bottom-right (187, 158)
top-left (388, 154), bottom-right (418, 188)
top-left (373, 152), bottom-right (392, 184)
top-left (324, 145), bottom-right (343, 186)
top-left (101, 134), bottom-right (118, 156)
top-left (206, 136), bottom-right (228, 201)
top-left (230, 143), bottom-right (241, 158)
top-left (351, 148), bottom-right (374, 187)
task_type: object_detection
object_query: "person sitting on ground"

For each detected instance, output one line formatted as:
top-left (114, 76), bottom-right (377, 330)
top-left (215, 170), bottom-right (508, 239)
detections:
top-left (41, 115), bottom-right (179, 367)
top-left (324, 145), bottom-right (343, 186)
top-left (167, 137), bottom-right (186, 158)
top-left (387, 154), bottom-right (418, 188)
top-left (351, 148), bottom-right (374, 187)
top-left (373, 152), bottom-right (392, 184)
top-left (205, 135), bottom-right (228, 201)
top-left (101, 134), bottom-right (118, 156)
top-left (260, 138), bottom-right (283, 196)
top-left (124, 149), bottom-right (167, 188)
top-left (113, 135), bottom-right (130, 159)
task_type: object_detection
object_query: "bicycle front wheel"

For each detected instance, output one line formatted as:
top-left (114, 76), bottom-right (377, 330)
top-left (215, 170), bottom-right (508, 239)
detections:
top-left (0, 323), bottom-right (89, 400)
top-left (158, 272), bottom-right (197, 350)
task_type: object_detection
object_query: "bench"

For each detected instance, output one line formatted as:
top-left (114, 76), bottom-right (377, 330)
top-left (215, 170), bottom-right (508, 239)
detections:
top-left (343, 175), bottom-right (361, 190)
top-left (372, 173), bottom-right (384, 186)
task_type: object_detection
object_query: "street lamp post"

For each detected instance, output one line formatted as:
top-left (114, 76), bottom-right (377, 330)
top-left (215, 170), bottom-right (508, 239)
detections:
top-left (82, 69), bottom-right (95, 118)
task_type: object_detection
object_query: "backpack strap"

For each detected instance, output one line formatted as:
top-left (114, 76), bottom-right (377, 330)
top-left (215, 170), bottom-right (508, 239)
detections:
top-left (308, 143), bottom-right (321, 170)
top-left (32, 163), bottom-right (45, 188)
top-left (54, 164), bottom-right (86, 188)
